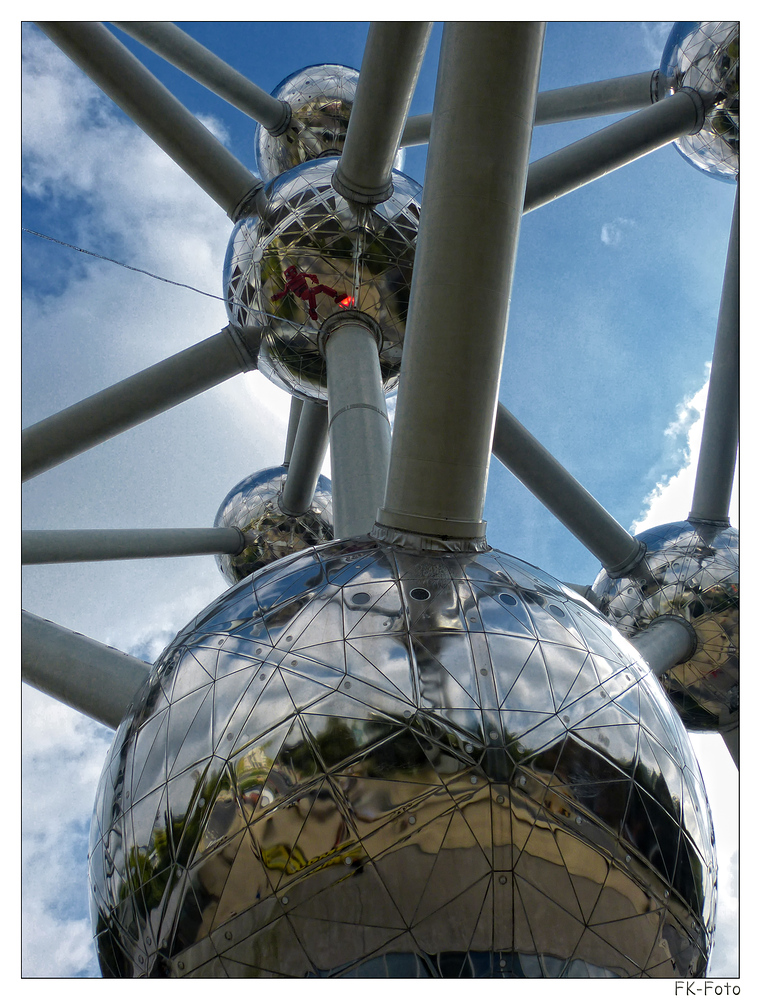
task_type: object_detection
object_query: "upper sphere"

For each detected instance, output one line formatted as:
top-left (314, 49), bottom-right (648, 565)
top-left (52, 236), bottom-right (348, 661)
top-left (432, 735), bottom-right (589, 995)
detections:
top-left (658, 21), bottom-right (739, 181)
top-left (255, 64), bottom-right (405, 183)
top-left (89, 538), bottom-right (715, 978)
top-left (214, 465), bottom-right (333, 585)
top-left (591, 521), bottom-right (738, 733)
top-left (224, 158), bottom-right (422, 402)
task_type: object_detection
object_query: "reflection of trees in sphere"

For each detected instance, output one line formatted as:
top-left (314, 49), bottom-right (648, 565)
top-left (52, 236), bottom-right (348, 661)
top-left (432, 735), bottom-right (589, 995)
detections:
top-left (254, 64), bottom-right (405, 184)
top-left (89, 538), bottom-right (715, 978)
top-left (214, 465), bottom-right (333, 585)
top-left (658, 22), bottom-right (739, 181)
top-left (591, 521), bottom-right (738, 733)
top-left (224, 158), bottom-right (421, 402)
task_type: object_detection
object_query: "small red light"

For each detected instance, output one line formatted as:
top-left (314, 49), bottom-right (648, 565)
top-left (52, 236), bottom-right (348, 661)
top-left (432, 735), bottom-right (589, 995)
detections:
top-left (339, 296), bottom-right (355, 308)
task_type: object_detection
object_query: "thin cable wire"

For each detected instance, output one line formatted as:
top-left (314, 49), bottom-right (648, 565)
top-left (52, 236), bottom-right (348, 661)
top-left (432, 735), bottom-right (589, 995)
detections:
top-left (22, 227), bottom-right (227, 302)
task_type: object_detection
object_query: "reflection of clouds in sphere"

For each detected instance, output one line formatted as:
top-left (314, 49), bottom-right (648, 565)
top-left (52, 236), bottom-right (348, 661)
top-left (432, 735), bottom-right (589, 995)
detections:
top-left (658, 22), bottom-right (739, 181)
top-left (592, 521), bottom-right (738, 733)
top-left (90, 538), bottom-right (715, 978)
top-left (214, 465), bottom-right (333, 585)
top-left (255, 64), bottom-right (405, 184)
top-left (224, 159), bottom-right (421, 402)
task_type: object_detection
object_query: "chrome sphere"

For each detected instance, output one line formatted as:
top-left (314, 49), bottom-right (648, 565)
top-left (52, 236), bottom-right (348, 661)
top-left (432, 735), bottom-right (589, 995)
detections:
top-left (90, 537), bottom-right (715, 978)
top-left (591, 521), bottom-right (738, 733)
top-left (214, 465), bottom-right (333, 584)
top-left (658, 22), bottom-right (739, 181)
top-left (224, 158), bottom-right (421, 402)
top-left (255, 64), bottom-right (405, 183)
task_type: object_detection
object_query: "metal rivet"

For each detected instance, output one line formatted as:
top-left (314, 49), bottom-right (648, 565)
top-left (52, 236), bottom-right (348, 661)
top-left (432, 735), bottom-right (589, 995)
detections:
top-left (496, 795), bottom-right (505, 804)
top-left (225, 931), bottom-right (232, 941)
top-left (576, 816), bottom-right (583, 825)
top-left (465, 743), bottom-right (473, 753)
top-left (470, 776), bottom-right (478, 784)
top-left (227, 732), bottom-right (233, 740)
top-left (408, 815), bottom-right (416, 825)
top-left (259, 673), bottom-right (266, 680)
top-left (282, 896), bottom-right (289, 904)
top-left (480, 668), bottom-right (488, 676)
top-left (499, 875), bottom-right (507, 884)
top-left (291, 659), bottom-right (297, 666)
top-left (146, 938), bottom-right (151, 946)
top-left (490, 730), bottom-right (499, 741)
top-left (344, 857), bottom-right (352, 866)
top-left (178, 962), bottom-right (185, 970)
top-left (519, 776), bottom-right (526, 786)
top-left (286, 635), bottom-right (293, 642)
top-left (344, 680), bottom-right (351, 688)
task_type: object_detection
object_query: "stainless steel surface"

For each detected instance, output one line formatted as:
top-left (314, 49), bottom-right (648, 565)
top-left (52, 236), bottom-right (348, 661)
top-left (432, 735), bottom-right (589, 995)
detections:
top-left (36, 22), bottom-right (262, 219)
top-left (255, 63), bottom-right (405, 184)
top-left (332, 23), bottom-right (431, 204)
top-left (657, 22), bottom-right (739, 182)
top-left (214, 465), bottom-right (333, 584)
top-left (378, 23), bottom-right (545, 542)
top-left (280, 400), bottom-right (330, 515)
top-left (89, 538), bottom-right (716, 977)
top-left (22, 527), bottom-right (244, 565)
top-left (592, 521), bottom-right (738, 733)
top-left (22, 325), bottom-right (260, 482)
top-left (224, 158), bottom-right (421, 402)
top-left (23, 610), bottom-right (150, 730)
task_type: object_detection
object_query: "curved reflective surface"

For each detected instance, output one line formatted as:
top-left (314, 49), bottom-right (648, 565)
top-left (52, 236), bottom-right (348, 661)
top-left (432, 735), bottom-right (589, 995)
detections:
top-left (224, 159), bottom-right (422, 402)
top-left (90, 538), bottom-right (715, 978)
top-left (214, 465), bottom-right (333, 584)
top-left (592, 521), bottom-right (738, 733)
top-left (255, 64), bottom-right (405, 184)
top-left (658, 22), bottom-right (739, 182)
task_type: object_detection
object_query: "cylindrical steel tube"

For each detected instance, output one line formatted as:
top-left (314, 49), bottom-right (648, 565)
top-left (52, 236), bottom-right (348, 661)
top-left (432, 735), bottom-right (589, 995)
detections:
top-left (689, 188), bottom-right (739, 524)
top-left (22, 610), bottom-right (151, 730)
top-left (22, 527), bottom-right (244, 564)
top-left (282, 396), bottom-right (304, 467)
top-left (113, 21), bottom-right (290, 133)
top-left (378, 22), bottom-right (546, 540)
top-left (524, 90), bottom-right (703, 214)
top-left (333, 22), bottom-right (432, 204)
top-left (324, 317), bottom-right (391, 537)
top-left (628, 615), bottom-right (697, 678)
top-left (22, 326), bottom-right (259, 482)
top-left (280, 400), bottom-right (330, 515)
top-left (36, 21), bottom-right (261, 219)
top-left (492, 403), bottom-right (644, 576)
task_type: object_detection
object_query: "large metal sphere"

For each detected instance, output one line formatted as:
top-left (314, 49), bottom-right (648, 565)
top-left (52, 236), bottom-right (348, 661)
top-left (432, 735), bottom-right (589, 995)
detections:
top-left (255, 64), bottom-right (404, 184)
top-left (591, 521), bottom-right (738, 733)
top-left (214, 465), bottom-right (333, 584)
top-left (224, 158), bottom-right (421, 402)
top-left (90, 537), bottom-right (715, 978)
top-left (658, 22), bottom-right (739, 182)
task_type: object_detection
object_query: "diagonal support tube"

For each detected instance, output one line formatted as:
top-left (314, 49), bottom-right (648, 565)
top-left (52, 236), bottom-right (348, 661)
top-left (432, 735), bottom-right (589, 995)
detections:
top-left (627, 615), bottom-right (697, 678)
top-left (112, 21), bottom-right (291, 133)
top-left (332, 22), bottom-right (432, 205)
top-left (689, 187), bottom-right (739, 525)
top-left (400, 70), bottom-right (657, 145)
top-left (282, 396), bottom-right (305, 467)
top-left (492, 403), bottom-right (644, 576)
top-left (22, 527), bottom-right (245, 564)
top-left (22, 325), bottom-right (260, 482)
top-left (22, 610), bottom-right (151, 730)
top-left (377, 22), bottom-right (546, 541)
top-left (280, 400), bottom-right (330, 515)
top-left (35, 21), bottom-right (262, 219)
top-left (523, 90), bottom-right (704, 213)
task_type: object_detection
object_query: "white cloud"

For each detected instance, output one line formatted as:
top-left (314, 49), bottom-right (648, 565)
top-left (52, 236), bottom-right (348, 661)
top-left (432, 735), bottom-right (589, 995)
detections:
top-left (600, 217), bottom-right (635, 246)
top-left (639, 21), bottom-right (672, 66)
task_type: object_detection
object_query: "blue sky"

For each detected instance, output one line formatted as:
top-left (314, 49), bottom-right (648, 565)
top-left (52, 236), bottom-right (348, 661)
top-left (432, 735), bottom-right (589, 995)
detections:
top-left (21, 20), bottom-right (739, 979)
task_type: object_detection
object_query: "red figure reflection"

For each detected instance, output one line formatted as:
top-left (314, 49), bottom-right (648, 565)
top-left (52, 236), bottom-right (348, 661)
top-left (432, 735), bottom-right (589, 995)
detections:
top-left (272, 265), bottom-right (342, 320)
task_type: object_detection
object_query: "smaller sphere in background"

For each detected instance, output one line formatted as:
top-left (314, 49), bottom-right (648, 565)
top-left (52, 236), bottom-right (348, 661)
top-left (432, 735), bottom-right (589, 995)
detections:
top-left (592, 520), bottom-right (738, 732)
top-left (214, 465), bottom-right (333, 584)
top-left (658, 21), bottom-right (739, 181)
top-left (255, 64), bottom-right (405, 183)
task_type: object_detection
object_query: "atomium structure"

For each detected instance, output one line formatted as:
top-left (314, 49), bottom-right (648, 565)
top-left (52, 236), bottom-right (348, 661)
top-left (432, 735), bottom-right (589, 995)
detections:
top-left (22, 21), bottom-right (738, 980)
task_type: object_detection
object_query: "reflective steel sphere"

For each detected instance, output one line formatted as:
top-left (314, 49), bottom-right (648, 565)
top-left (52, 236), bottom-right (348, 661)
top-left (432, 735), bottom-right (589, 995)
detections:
top-left (224, 158), bottom-right (421, 402)
top-left (255, 64), bottom-right (405, 183)
top-left (214, 465), bottom-right (333, 584)
top-left (90, 538), bottom-right (716, 978)
top-left (658, 22), bottom-right (739, 181)
top-left (591, 521), bottom-right (738, 733)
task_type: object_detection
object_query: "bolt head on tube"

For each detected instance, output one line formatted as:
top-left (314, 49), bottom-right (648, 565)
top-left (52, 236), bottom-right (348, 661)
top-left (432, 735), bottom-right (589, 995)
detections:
top-left (657, 21), bottom-right (739, 181)
top-left (213, 464), bottom-right (333, 584)
top-left (592, 520), bottom-right (738, 733)
top-left (223, 158), bottom-right (422, 402)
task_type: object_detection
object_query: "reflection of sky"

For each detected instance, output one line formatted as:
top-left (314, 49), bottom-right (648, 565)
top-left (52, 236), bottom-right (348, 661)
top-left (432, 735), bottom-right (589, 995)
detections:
top-left (21, 21), bottom-right (739, 978)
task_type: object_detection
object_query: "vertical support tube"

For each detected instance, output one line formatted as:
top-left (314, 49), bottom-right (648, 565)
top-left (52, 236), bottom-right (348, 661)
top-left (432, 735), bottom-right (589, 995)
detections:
top-left (282, 396), bottom-right (304, 467)
top-left (722, 728), bottom-right (739, 768)
top-left (280, 400), bottom-right (330, 514)
top-left (22, 610), bottom-right (150, 730)
top-left (323, 315), bottom-right (391, 537)
top-left (377, 22), bottom-right (546, 540)
top-left (689, 187), bottom-right (739, 524)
